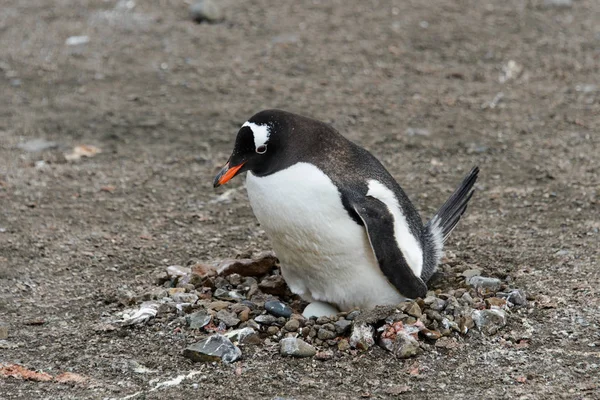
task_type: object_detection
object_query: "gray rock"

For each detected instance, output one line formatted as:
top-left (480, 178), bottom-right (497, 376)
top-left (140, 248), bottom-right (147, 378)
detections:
top-left (346, 310), bottom-right (361, 320)
top-left (186, 310), bottom-right (212, 329)
top-left (225, 327), bottom-right (260, 344)
top-left (317, 328), bottom-right (336, 340)
top-left (213, 288), bottom-right (245, 301)
top-left (349, 323), bottom-right (375, 350)
top-left (265, 300), bottom-right (292, 318)
top-left (166, 265), bottom-right (191, 278)
top-left (216, 309), bottom-right (240, 327)
top-left (183, 334), bottom-right (241, 363)
top-left (461, 268), bottom-right (483, 280)
top-left (467, 276), bottom-right (502, 291)
top-left (170, 292), bottom-right (198, 304)
top-left (334, 319), bottom-right (352, 335)
top-left (189, 0), bottom-right (223, 23)
top-left (424, 296), bottom-right (446, 311)
top-left (472, 309), bottom-right (507, 335)
top-left (17, 139), bottom-right (58, 153)
top-left (284, 319), bottom-right (300, 332)
top-left (245, 319), bottom-right (260, 330)
top-left (505, 289), bottom-right (527, 306)
top-left (379, 331), bottom-right (421, 359)
top-left (280, 337), bottom-right (316, 358)
top-left (255, 314), bottom-right (278, 325)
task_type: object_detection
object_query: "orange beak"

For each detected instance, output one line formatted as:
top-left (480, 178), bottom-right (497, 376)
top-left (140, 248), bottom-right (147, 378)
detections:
top-left (213, 162), bottom-right (246, 188)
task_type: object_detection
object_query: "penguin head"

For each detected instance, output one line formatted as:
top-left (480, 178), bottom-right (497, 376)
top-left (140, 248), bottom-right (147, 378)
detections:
top-left (213, 109), bottom-right (291, 187)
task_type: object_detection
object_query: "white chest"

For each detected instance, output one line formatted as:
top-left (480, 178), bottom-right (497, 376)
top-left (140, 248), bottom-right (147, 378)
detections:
top-left (245, 162), bottom-right (405, 310)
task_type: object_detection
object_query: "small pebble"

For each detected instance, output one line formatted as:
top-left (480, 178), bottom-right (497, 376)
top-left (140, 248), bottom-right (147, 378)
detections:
top-left (216, 310), bottom-right (240, 327)
top-left (472, 309), bottom-right (507, 335)
top-left (280, 338), bottom-right (316, 358)
top-left (186, 310), bottom-right (212, 329)
top-left (183, 334), bottom-right (241, 363)
top-left (349, 323), bottom-right (375, 350)
top-left (284, 319), bottom-right (300, 332)
top-left (267, 326), bottom-right (280, 336)
top-left (337, 339), bottom-right (350, 351)
top-left (334, 319), bottom-right (352, 335)
top-left (265, 300), bottom-right (292, 318)
top-left (404, 302), bottom-right (422, 318)
top-left (315, 350), bottom-right (334, 361)
top-left (208, 301), bottom-right (231, 311)
top-left (468, 276), bottom-right (502, 291)
top-left (346, 310), bottom-right (361, 320)
top-left (317, 328), bottom-right (336, 340)
top-left (255, 314), bottom-right (278, 325)
top-left (189, 0), bottom-right (223, 23)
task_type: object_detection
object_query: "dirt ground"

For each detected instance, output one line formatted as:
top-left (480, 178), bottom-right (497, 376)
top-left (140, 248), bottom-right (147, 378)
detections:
top-left (1, 0), bottom-right (599, 399)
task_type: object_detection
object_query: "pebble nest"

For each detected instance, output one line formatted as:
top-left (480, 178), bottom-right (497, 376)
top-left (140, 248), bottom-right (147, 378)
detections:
top-left (101, 251), bottom-right (528, 363)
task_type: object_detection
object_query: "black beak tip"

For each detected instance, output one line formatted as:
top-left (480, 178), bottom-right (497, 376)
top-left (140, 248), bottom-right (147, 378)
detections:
top-left (212, 174), bottom-right (221, 188)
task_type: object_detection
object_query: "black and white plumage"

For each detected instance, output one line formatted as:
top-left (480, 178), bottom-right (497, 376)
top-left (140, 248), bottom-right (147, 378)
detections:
top-left (214, 109), bottom-right (479, 312)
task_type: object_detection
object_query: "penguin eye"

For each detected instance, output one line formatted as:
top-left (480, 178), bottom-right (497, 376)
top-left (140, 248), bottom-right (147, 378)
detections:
top-left (256, 145), bottom-right (267, 154)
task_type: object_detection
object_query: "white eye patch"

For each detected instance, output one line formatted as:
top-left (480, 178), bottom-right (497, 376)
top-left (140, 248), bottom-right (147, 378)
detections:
top-left (242, 121), bottom-right (271, 151)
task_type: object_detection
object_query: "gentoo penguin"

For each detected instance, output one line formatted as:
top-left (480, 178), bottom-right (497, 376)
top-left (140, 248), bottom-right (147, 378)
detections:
top-left (213, 109), bottom-right (478, 312)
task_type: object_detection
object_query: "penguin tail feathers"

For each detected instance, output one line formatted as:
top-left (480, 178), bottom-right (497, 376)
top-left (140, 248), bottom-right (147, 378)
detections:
top-left (426, 166), bottom-right (479, 259)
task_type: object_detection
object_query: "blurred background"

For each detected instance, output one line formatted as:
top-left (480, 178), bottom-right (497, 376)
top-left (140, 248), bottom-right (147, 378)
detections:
top-left (0, 0), bottom-right (598, 398)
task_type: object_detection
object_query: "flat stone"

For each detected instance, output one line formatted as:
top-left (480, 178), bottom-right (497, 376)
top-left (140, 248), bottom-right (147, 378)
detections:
top-left (467, 276), bottom-right (502, 291)
top-left (265, 300), bottom-right (292, 318)
top-left (472, 309), bottom-right (507, 335)
top-left (183, 334), bottom-right (241, 363)
top-left (216, 251), bottom-right (277, 277)
top-left (334, 319), bottom-right (352, 335)
top-left (186, 310), bottom-right (212, 329)
top-left (225, 327), bottom-right (261, 345)
top-left (505, 289), bottom-right (527, 306)
top-left (349, 323), bottom-right (375, 350)
top-left (258, 275), bottom-right (287, 296)
top-left (255, 314), bottom-right (278, 325)
top-left (216, 310), bottom-right (240, 327)
top-left (280, 337), bottom-right (316, 358)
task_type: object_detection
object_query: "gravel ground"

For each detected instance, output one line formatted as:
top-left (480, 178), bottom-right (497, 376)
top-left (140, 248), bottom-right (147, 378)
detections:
top-left (0, 0), bottom-right (599, 399)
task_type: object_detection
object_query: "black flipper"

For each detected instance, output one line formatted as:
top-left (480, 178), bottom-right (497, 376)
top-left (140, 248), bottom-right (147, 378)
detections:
top-left (351, 196), bottom-right (428, 299)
